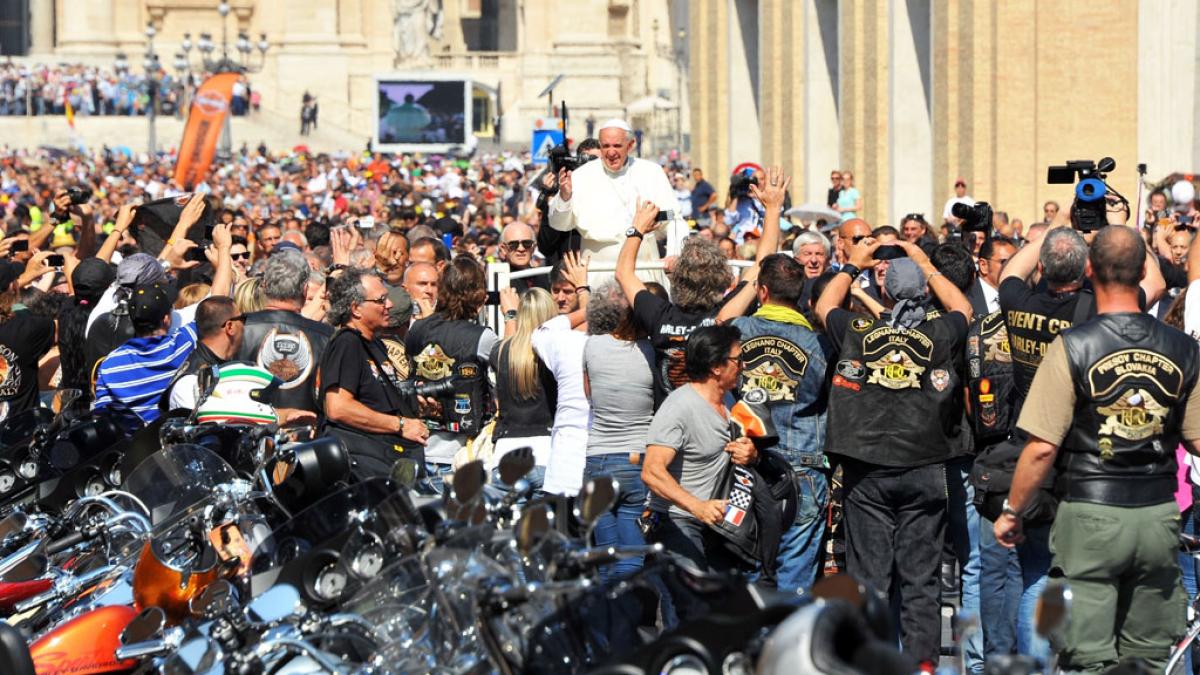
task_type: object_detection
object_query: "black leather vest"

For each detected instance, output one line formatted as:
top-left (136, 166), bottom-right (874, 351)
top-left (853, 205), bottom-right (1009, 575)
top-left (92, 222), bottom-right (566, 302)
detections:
top-left (405, 314), bottom-right (492, 436)
top-left (236, 310), bottom-right (333, 413)
top-left (966, 310), bottom-right (1018, 443)
top-left (159, 343), bottom-right (224, 413)
top-left (1058, 312), bottom-right (1200, 506)
top-left (826, 313), bottom-right (967, 467)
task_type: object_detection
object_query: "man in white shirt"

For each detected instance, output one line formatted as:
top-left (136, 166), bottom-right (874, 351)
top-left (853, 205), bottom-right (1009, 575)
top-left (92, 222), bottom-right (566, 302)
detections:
top-left (942, 177), bottom-right (974, 226)
top-left (549, 119), bottom-right (684, 281)
top-left (970, 237), bottom-right (1017, 315)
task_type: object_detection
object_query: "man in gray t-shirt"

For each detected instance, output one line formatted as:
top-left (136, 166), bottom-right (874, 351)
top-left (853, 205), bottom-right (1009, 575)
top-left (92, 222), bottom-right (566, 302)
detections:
top-left (641, 325), bottom-right (759, 573)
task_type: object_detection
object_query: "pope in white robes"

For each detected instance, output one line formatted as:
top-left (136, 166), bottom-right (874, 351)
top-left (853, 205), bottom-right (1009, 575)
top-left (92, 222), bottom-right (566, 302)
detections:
top-left (548, 119), bottom-right (685, 282)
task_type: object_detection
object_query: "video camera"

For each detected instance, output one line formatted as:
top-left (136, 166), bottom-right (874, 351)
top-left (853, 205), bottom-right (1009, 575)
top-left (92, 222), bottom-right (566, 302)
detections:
top-left (951, 201), bottom-right (994, 234)
top-left (1047, 157), bottom-right (1124, 232)
top-left (546, 101), bottom-right (598, 177)
top-left (396, 377), bottom-right (455, 413)
top-left (729, 171), bottom-right (758, 201)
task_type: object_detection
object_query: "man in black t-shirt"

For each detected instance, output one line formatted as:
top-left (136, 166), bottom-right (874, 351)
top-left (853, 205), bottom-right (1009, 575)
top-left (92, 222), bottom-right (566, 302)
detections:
top-left (0, 262), bottom-right (53, 420)
top-left (319, 268), bottom-right (429, 478)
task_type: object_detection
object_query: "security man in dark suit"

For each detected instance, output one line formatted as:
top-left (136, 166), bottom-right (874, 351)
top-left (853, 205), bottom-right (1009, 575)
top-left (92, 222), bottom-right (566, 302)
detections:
top-left (996, 225), bottom-right (1200, 672)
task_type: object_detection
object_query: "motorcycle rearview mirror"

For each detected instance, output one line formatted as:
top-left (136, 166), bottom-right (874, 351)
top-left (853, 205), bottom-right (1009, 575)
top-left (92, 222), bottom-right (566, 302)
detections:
top-left (516, 503), bottom-right (551, 555)
top-left (246, 583), bottom-right (303, 624)
top-left (576, 476), bottom-right (618, 532)
top-left (0, 512), bottom-right (27, 541)
top-left (390, 458), bottom-right (420, 489)
top-left (497, 447), bottom-right (535, 486)
top-left (452, 460), bottom-right (486, 505)
top-left (0, 553), bottom-right (46, 582)
top-left (189, 579), bottom-right (239, 619)
top-left (1035, 581), bottom-right (1072, 637)
top-left (121, 606), bottom-right (167, 645)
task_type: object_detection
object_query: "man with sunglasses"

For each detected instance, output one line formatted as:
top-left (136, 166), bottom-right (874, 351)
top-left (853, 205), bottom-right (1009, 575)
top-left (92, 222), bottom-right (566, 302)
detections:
top-left (499, 223), bottom-right (549, 291)
top-left (833, 218), bottom-right (872, 271)
top-left (162, 296), bottom-right (246, 412)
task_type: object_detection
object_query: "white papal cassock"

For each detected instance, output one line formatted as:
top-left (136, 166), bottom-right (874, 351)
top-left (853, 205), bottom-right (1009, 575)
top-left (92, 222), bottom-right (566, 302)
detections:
top-left (548, 156), bottom-right (687, 284)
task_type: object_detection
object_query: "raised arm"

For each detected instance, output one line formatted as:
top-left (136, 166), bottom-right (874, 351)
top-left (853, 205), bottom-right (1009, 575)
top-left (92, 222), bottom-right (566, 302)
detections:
top-left (96, 203), bottom-right (136, 263)
top-left (559, 250), bottom-right (592, 328)
top-left (716, 166), bottom-right (790, 323)
top-left (899, 240), bottom-right (972, 323)
top-left (615, 201), bottom-right (660, 305)
top-left (815, 237), bottom-right (880, 327)
top-left (208, 222), bottom-right (234, 298)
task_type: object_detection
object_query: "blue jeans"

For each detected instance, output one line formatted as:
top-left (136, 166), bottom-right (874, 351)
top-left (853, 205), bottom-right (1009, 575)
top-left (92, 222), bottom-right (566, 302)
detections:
top-left (583, 454), bottom-right (648, 583)
top-left (1180, 502), bottom-right (1199, 674)
top-left (980, 514), bottom-right (1051, 662)
top-left (979, 513), bottom-right (1021, 656)
top-left (948, 458), bottom-right (983, 673)
top-left (775, 466), bottom-right (828, 594)
top-left (417, 462), bottom-right (454, 496)
top-left (487, 464), bottom-right (546, 503)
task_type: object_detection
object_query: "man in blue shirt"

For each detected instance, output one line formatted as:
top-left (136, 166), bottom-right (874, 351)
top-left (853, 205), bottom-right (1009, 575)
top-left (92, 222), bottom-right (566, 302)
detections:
top-left (93, 222), bottom-right (233, 422)
top-left (689, 168), bottom-right (716, 224)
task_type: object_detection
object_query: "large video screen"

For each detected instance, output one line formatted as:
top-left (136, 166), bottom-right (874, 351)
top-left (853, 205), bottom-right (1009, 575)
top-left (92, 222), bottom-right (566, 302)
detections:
top-left (376, 79), bottom-right (469, 149)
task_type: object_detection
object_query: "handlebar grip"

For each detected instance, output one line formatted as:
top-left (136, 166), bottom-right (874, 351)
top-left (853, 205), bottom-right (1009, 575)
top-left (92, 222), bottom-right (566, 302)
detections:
top-left (45, 530), bottom-right (87, 555)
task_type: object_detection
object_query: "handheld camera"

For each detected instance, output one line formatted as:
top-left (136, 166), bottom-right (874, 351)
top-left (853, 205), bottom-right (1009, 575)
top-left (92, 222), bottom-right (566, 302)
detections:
top-left (1047, 157), bottom-right (1125, 232)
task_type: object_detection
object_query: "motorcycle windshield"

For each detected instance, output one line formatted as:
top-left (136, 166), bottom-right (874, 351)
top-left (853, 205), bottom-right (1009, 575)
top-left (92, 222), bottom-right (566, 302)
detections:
top-left (248, 478), bottom-right (396, 590)
top-left (123, 444), bottom-right (238, 527)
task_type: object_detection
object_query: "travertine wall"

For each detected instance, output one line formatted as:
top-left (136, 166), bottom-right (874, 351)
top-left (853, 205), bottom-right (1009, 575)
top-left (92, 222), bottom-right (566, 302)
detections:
top-left (693, 0), bottom-right (1154, 227)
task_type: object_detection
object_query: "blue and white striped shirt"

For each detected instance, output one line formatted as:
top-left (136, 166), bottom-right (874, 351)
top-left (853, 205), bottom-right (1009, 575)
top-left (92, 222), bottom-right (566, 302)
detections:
top-left (93, 323), bottom-right (199, 423)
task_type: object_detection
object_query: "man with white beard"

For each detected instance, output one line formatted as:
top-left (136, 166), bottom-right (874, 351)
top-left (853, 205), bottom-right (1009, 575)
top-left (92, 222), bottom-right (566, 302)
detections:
top-left (548, 119), bottom-right (684, 282)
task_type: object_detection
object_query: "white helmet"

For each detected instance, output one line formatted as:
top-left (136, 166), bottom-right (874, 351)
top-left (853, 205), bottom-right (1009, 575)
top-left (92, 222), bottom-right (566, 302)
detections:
top-left (195, 362), bottom-right (280, 426)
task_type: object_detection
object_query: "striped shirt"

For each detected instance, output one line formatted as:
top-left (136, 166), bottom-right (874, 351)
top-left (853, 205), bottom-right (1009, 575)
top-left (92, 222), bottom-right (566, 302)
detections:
top-left (93, 323), bottom-right (199, 423)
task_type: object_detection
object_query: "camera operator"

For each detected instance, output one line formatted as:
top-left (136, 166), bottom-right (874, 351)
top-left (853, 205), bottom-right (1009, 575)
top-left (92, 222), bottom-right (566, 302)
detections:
top-left (319, 267), bottom-right (429, 479)
top-left (548, 120), bottom-right (682, 279)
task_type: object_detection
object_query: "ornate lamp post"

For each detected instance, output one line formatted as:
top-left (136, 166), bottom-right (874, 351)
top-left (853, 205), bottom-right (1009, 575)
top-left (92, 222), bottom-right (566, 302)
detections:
top-left (178, 2), bottom-right (270, 156)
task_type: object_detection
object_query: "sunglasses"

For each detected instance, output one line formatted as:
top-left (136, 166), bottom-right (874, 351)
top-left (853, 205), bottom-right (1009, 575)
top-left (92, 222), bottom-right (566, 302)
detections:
top-left (851, 235), bottom-right (868, 244)
top-left (231, 252), bottom-right (250, 260)
top-left (225, 314), bottom-right (247, 325)
top-left (361, 294), bottom-right (390, 305)
top-left (503, 239), bottom-right (535, 251)
top-left (904, 213), bottom-right (925, 222)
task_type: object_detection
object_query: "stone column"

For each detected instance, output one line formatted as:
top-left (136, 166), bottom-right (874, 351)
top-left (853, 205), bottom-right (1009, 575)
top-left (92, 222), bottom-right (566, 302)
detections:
top-left (889, 0), bottom-right (933, 223)
top-left (29, 0), bottom-right (54, 54)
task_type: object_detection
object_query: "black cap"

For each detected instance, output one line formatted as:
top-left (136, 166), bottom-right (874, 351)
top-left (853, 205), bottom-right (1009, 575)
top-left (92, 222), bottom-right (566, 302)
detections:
top-left (71, 258), bottom-right (115, 305)
top-left (432, 216), bottom-right (460, 237)
top-left (129, 283), bottom-right (173, 332)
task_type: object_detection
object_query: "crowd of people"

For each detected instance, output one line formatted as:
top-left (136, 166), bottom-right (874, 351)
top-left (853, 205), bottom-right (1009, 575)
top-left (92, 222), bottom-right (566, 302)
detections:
top-left (3, 115), bottom-right (1200, 672)
top-left (0, 60), bottom-right (257, 118)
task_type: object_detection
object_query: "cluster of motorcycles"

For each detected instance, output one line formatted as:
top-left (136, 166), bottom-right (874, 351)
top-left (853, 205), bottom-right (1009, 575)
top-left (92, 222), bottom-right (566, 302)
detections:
top-left (0, 365), bottom-right (1068, 675)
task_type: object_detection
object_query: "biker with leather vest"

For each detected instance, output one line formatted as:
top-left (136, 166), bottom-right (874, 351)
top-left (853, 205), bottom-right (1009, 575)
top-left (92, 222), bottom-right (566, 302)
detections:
top-left (996, 225), bottom-right (1200, 673)
top-left (732, 253), bottom-right (830, 594)
top-left (815, 237), bottom-right (973, 666)
top-left (236, 248), bottom-right (332, 421)
top-left (405, 256), bottom-right (498, 489)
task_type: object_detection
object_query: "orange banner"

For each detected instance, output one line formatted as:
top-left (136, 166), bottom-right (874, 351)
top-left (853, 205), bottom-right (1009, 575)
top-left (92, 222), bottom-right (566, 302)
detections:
top-left (173, 72), bottom-right (239, 190)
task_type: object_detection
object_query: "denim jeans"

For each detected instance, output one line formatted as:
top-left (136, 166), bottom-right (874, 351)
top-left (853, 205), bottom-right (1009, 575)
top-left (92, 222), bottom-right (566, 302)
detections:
top-left (583, 454), bottom-right (648, 583)
top-left (416, 462), bottom-right (454, 496)
top-left (487, 465), bottom-right (546, 504)
top-left (775, 466), bottom-right (829, 594)
top-left (948, 457), bottom-right (984, 672)
top-left (979, 513), bottom-right (1021, 656)
top-left (979, 514), bottom-right (1051, 663)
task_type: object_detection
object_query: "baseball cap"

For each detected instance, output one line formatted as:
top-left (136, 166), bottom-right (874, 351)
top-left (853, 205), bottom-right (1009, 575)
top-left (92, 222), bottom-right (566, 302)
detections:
top-left (72, 258), bottom-right (115, 305)
top-left (954, 177), bottom-right (967, 187)
top-left (129, 283), bottom-right (173, 332)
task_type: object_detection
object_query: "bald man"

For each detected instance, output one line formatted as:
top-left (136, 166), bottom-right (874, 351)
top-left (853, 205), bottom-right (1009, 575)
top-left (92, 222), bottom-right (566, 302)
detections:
top-left (835, 218), bottom-right (872, 268)
top-left (403, 261), bottom-right (440, 322)
top-left (501, 222), bottom-right (550, 291)
top-left (375, 231), bottom-right (413, 335)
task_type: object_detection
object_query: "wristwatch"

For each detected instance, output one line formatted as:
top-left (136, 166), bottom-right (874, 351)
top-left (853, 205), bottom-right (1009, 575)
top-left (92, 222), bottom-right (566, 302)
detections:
top-left (839, 263), bottom-right (861, 279)
top-left (1001, 498), bottom-right (1022, 519)
top-left (625, 227), bottom-right (644, 239)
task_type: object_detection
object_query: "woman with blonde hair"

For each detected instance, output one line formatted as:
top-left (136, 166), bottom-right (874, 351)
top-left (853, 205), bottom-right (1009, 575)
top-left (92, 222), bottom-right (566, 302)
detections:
top-left (175, 283), bottom-right (210, 310)
top-left (233, 277), bottom-right (265, 315)
top-left (489, 286), bottom-right (559, 491)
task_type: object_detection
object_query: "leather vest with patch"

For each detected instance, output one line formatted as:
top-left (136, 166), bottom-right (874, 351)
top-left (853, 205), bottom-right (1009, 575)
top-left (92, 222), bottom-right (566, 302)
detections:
top-left (236, 310), bottom-right (333, 413)
top-left (966, 310), bottom-right (1018, 443)
top-left (826, 314), bottom-right (967, 467)
top-left (1058, 312), bottom-right (1199, 506)
top-left (405, 314), bottom-right (492, 435)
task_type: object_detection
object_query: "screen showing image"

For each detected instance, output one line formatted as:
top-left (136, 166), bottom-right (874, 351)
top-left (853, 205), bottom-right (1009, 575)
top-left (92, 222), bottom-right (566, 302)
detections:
top-left (377, 80), bottom-right (466, 145)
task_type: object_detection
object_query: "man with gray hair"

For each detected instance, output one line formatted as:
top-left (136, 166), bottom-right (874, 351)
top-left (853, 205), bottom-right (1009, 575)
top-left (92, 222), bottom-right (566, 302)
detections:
top-left (548, 118), bottom-right (683, 280)
top-left (792, 230), bottom-right (832, 279)
top-left (237, 248), bottom-right (333, 415)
